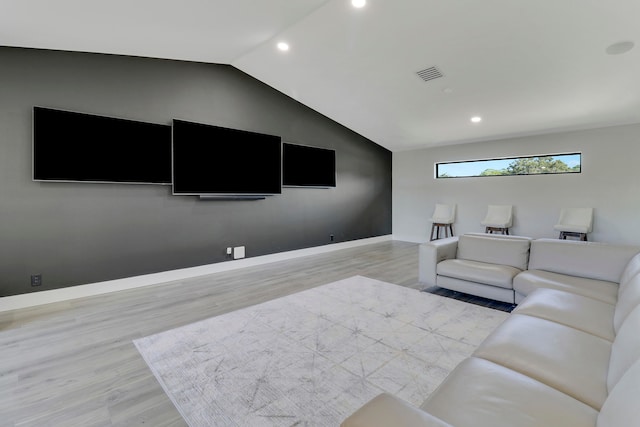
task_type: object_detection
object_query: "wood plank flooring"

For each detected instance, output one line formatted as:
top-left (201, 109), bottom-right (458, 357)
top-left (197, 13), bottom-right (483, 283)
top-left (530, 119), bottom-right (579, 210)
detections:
top-left (1, 241), bottom-right (425, 427)
top-left (0, 240), bottom-right (511, 426)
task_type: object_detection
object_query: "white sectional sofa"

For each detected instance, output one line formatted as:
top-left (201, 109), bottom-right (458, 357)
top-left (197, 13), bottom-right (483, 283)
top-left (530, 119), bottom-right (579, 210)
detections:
top-left (419, 234), bottom-right (640, 305)
top-left (342, 237), bottom-right (640, 427)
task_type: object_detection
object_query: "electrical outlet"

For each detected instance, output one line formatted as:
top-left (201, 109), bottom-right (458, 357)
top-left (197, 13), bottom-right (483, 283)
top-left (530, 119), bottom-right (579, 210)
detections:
top-left (226, 247), bottom-right (232, 255)
top-left (31, 274), bottom-right (42, 287)
top-left (330, 234), bottom-right (335, 242)
top-left (233, 246), bottom-right (246, 259)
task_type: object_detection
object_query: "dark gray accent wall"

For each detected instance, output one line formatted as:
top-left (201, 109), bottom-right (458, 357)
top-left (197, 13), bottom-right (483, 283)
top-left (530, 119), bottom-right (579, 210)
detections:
top-left (0, 47), bottom-right (391, 297)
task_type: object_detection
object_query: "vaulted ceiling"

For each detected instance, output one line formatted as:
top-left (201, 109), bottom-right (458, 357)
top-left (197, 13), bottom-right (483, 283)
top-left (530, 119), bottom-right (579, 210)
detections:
top-left (3, 0), bottom-right (639, 151)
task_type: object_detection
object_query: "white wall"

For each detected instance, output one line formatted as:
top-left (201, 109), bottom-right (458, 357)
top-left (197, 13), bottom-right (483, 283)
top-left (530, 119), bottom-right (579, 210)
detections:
top-left (393, 123), bottom-right (640, 245)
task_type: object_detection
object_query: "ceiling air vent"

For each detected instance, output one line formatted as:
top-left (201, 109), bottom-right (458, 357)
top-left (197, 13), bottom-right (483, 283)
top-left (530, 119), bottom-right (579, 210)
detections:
top-left (416, 66), bottom-right (443, 82)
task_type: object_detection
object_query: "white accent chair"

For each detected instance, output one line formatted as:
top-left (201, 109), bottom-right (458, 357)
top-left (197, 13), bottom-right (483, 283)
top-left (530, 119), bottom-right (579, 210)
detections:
top-left (481, 205), bottom-right (513, 235)
top-left (429, 204), bottom-right (456, 241)
top-left (554, 207), bottom-right (593, 241)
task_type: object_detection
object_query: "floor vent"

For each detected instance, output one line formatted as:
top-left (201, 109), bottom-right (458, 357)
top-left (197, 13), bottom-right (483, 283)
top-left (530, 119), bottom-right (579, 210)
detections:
top-left (416, 66), bottom-right (444, 82)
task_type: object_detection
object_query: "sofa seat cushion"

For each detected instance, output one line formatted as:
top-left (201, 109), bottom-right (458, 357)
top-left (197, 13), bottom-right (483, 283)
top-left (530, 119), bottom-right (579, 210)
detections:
top-left (513, 269), bottom-right (618, 304)
top-left (513, 288), bottom-right (615, 341)
top-left (437, 259), bottom-right (521, 289)
top-left (341, 393), bottom-right (453, 427)
top-left (473, 314), bottom-right (611, 410)
top-left (420, 357), bottom-right (598, 427)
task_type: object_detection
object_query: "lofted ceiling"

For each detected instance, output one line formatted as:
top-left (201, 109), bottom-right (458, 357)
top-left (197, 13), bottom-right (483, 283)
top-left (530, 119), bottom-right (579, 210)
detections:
top-left (2, 0), bottom-right (639, 151)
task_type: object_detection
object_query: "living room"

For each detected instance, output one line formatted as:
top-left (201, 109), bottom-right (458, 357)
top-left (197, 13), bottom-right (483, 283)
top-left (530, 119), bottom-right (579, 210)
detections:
top-left (2, 1), bottom-right (640, 426)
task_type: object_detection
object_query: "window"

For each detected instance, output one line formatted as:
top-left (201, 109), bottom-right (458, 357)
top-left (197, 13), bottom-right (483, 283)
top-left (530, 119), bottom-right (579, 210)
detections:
top-left (435, 152), bottom-right (581, 179)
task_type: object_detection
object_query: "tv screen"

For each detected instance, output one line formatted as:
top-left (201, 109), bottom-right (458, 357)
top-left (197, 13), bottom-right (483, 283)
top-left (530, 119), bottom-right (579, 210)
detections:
top-left (33, 107), bottom-right (172, 184)
top-left (283, 143), bottom-right (336, 187)
top-left (172, 119), bottom-right (282, 196)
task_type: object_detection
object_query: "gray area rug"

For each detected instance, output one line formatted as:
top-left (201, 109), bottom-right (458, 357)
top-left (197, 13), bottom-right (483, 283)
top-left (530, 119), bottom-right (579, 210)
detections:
top-left (134, 276), bottom-right (508, 426)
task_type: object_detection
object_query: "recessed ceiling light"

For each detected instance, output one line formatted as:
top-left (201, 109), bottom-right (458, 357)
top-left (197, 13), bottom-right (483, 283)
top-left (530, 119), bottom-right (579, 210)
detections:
top-left (471, 116), bottom-right (482, 123)
top-left (606, 41), bottom-right (634, 55)
top-left (277, 42), bottom-right (290, 52)
top-left (352, 0), bottom-right (366, 8)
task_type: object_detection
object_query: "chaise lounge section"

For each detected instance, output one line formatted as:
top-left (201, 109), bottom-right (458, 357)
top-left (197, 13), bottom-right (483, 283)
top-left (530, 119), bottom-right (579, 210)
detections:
top-left (419, 233), bottom-right (533, 304)
top-left (342, 239), bottom-right (640, 426)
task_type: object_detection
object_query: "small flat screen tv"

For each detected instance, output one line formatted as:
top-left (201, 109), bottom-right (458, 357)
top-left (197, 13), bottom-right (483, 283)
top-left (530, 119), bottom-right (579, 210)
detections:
top-left (172, 119), bottom-right (282, 196)
top-left (283, 143), bottom-right (336, 187)
top-left (33, 107), bottom-right (172, 184)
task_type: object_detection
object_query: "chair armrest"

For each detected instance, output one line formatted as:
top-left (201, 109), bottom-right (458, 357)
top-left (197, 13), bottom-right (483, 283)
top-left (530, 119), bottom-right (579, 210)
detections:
top-left (341, 393), bottom-right (453, 427)
top-left (419, 237), bottom-right (459, 287)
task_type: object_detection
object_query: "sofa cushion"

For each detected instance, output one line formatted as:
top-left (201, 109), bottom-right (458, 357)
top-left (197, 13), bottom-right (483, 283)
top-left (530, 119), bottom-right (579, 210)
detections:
top-left (513, 269), bottom-right (618, 304)
top-left (614, 273), bottom-right (640, 332)
top-left (597, 358), bottom-right (640, 427)
top-left (420, 357), bottom-right (598, 427)
top-left (456, 234), bottom-right (531, 270)
top-left (341, 393), bottom-right (453, 427)
top-left (528, 239), bottom-right (640, 284)
top-left (607, 304), bottom-right (640, 392)
top-left (618, 252), bottom-right (640, 289)
top-left (513, 288), bottom-right (615, 341)
top-left (437, 259), bottom-right (521, 289)
top-left (473, 314), bottom-right (611, 410)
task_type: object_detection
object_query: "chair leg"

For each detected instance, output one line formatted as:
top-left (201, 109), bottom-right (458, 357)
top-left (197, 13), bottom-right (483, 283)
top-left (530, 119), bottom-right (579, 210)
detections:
top-left (430, 224), bottom-right (436, 241)
top-left (449, 224), bottom-right (454, 237)
top-left (486, 226), bottom-right (510, 235)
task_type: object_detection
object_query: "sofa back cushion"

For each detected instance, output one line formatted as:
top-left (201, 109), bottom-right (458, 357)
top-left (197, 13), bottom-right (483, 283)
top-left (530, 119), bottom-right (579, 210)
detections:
top-left (457, 234), bottom-right (531, 270)
top-left (614, 274), bottom-right (640, 332)
top-left (597, 358), bottom-right (640, 427)
top-left (618, 252), bottom-right (640, 291)
top-left (607, 304), bottom-right (640, 392)
top-left (528, 239), bottom-right (640, 284)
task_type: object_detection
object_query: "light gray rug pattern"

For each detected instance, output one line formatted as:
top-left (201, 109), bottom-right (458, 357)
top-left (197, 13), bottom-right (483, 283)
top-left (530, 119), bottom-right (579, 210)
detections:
top-left (134, 276), bottom-right (508, 426)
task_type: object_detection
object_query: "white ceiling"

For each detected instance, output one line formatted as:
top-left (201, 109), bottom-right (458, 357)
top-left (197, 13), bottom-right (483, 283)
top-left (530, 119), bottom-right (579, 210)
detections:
top-left (3, 0), bottom-right (640, 151)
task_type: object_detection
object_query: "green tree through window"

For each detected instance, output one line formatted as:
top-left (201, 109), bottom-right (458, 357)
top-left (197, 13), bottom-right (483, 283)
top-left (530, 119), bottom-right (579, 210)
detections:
top-left (505, 156), bottom-right (572, 175)
top-left (436, 153), bottom-right (581, 178)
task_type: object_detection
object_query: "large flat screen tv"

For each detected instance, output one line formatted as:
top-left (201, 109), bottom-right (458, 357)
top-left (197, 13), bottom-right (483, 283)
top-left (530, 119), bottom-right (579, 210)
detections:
top-left (172, 119), bottom-right (282, 196)
top-left (283, 143), bottom-right (336, 188)
top-left (33, 107), bottom-right (172, 185)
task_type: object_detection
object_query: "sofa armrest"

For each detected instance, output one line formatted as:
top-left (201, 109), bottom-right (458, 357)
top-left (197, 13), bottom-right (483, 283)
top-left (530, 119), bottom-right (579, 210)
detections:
top-left (341, 393), bottom-right (453, 427)
top-left (419, 237), bottom-right (458, 287)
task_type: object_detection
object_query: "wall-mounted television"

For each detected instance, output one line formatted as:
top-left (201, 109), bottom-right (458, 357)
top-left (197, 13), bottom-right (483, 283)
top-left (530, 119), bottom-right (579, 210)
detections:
top-left (283, 143), bottom-right (336, 188)
top-left (33, 107), bottom-right (172, 185)
top-left (172, 119), bottom-right (282, 196)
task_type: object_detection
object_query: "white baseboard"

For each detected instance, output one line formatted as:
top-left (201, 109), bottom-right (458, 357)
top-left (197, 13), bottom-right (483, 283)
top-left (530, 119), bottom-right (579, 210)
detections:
top-left (0, 235), bottom-right (392, 313)
top-left (391, 234), bottom-right (425, 244)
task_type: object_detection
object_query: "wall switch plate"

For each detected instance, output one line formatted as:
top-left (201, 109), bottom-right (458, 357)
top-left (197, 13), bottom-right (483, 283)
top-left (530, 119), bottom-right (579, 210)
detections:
top-left (233, 246), bottom-right (246, 259)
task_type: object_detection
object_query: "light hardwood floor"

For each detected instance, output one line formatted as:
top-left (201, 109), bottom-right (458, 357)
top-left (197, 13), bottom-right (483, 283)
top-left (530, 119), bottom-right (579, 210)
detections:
top-left (1, 240), bottom-right (422, 427)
